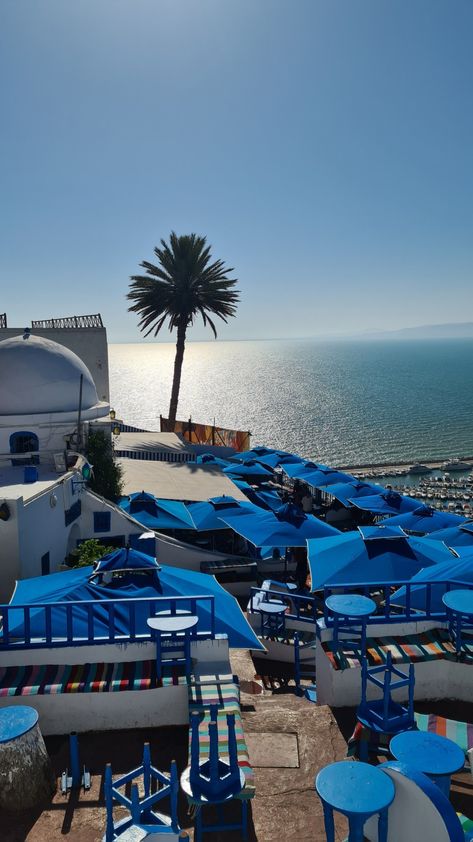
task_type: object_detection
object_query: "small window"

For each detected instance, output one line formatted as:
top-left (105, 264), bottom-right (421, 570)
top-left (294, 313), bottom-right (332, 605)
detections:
top-left (94, 511), bottom-right (111, 533)
top-left (10, 431), bottom-right (39, 466)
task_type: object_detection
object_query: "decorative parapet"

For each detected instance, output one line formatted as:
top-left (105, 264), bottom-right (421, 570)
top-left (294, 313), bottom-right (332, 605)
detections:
top-left (31, 314), bottom-right (103, 329)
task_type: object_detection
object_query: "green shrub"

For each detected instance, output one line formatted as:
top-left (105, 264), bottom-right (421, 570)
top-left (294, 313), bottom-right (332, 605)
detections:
top-left (86, 429), bottom-right (123, 501)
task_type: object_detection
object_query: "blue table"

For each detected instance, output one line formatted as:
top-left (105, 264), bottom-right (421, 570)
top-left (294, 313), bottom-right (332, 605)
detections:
top-left (442, 589), bottom-right (473, 655)
top-left (0, 705), bottom-right (38, 743)
top-left (147, 611), bottom-right (198, 681)
top-left (390, 730), bottom-right (465, 797)
top-left (325, 594), bottom-right (376, 651)
top-left (315, 760), bottom-right (395, 842)
top-left (259, 600), bottom-right (287, 637)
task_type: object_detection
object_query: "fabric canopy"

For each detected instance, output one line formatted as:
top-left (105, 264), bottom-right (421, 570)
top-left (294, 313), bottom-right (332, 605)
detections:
top-left (282, 461), bottom-right (329, 479)
top-left (227, 447), bottom-right (275, 462)
top-left (323, 481), bottom-right (385, 506)
top-left (8, 549), bottom-right (264, 650)
top-left (307, 529), bottom-right (454, 589)
top-left (118, 492), bottom-right (195, 531)
top-left (423, 523), bottom-right (473, 549)
top-left (95, 547), bottom-right (160, 572)
top-left (296, 468), bottom-right (355, 489)
top-left (223, 460), bottom-right (274, 479)
top-left (348, 491), bottom-right (419, 516)
top-left (185, 496), bottom-right (256, 531)
top-left (243, 488), bottom-right (285, 512)
top-left (391, 547), bottom-right (473, 613)
top-left (221, 504), bottom-right (338, 548)
top-left (380, 506), bottom-right (468, 535)
top-left (255, 452), bottom-right (303, 469)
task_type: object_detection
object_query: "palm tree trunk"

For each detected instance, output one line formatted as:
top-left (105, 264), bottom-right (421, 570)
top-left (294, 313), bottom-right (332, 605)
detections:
top-left (168, 322), bottom-right (187, 425)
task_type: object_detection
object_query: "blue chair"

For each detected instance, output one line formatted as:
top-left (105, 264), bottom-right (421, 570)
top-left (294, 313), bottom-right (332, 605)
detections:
top-left (356, 652), bottom-right (415, 761)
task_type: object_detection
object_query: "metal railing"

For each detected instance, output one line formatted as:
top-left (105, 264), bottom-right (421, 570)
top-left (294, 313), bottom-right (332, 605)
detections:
top-left (31, 313), bottom-right (103, 329)
top-left (322, 579), bottom-right (473, 626)
top-left (249, 586), bottom-right (318, 625)
top-left (0, 594), bottom-right (216, 650)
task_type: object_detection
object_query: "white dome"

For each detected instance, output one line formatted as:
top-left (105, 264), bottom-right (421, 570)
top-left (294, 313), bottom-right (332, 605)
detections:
top-left (0, 333), bottom-right (101, 416)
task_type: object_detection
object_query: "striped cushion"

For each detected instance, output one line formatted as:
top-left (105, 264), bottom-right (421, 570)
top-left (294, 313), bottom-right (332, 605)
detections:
top-left (188, 682), bottom-right (240, 712)
top-left (458, 812), bottom-right (473, 841)
top-left (188, 707), bottom-right (255, 799)
top-left (0, 661), bottom-right (188, 695)
top-left (414, 712), bottom-right (473, 753)
top-left (322, 628), bottom-right (472, 671)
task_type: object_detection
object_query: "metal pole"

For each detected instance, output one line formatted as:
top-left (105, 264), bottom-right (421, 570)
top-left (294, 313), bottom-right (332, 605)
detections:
top-left (69, 732), bottom-right (80, 788)
top-left (76, 374), bottom-right (84, 452)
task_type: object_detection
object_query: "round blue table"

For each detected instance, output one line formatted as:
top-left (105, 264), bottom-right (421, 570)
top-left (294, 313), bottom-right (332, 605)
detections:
top-left (442, 589), bottom-right (473, 655)
top-left (0, 706), bottom-right (54, 810)
top-left (259, 600), bottom-right (286, 637)
top-left (0, 705), bottom-right (38, 743)
top-left (390, 731), bottom-right (465, 797)
top-left (147, 611), bottom-right (199, 682)
top-left (315, 760), bottom-right (395, 842)
top-left (325, 594), bottom-right (376, 651)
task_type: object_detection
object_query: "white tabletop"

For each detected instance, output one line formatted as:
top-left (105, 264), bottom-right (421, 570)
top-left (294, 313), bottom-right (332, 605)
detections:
top-left (147, 610), bottom-right (199, 633)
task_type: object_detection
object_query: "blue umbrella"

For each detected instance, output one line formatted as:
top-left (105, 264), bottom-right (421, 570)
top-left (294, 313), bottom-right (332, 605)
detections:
top-left (255, 451), bottom-right (303, 469)
top-left (307, 528), bottom-right (454, 589)
top-left (348, 490), bottom-right (419, 516)
top-left (223, 460), bottom-right (274, 479)
top-left (7, 549), bottom-right (264, 650)
top-left (282, 461), bottom-right (328, 479)
top-left (300, 468), bottom-right (357, 489)
top-left (185, 496), bottom-right (256, 531)
top-left (244, 487), bottom-right (284, 512)
top-left (391, 546), bottom-right (473, 613)
top-left (379, 505), bottom-right (468, 535)
top-left (227, 446), bottom-right (276, 462)
top-left (221, 503), bottom-right (339, 548)
top-left (423, 521), bottom-right (473, 549)
top-left (119, 492), bottom-right (196, 530)
top-left (322, 480), bottom-right (385, 506)
top-left (196, 453), bottom-right (232, 467)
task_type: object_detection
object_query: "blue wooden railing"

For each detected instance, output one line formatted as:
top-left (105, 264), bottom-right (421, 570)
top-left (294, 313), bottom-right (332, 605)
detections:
top-left (0, 594), bottom-right (216, 650)
top-left (322, 579), bottom-right (473, 627)
top-left (249, 586), bottom-right (317, 625)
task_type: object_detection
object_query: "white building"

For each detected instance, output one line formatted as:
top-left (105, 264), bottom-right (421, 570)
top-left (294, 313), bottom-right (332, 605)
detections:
top-left (0, 331), bottom-right (141, 601)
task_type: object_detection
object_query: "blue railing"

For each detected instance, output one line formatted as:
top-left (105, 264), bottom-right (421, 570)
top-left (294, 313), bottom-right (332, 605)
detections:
top-left (249, 586), bottom-right (318, 625)
top-left (322, 579), bottom-right (473, 627)
top-left (0, 594), bottom-right (216, 650)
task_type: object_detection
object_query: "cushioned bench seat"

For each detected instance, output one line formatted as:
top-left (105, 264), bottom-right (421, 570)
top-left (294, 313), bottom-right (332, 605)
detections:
top-left (348, 711), bottom-right (473, 759)
top-left (188, 706), bottom-right (255, 799)
top-left (322, 627), bottom-right (473, 671)
top-left (0, 660), bottom-right (188, 696)
top-left (265, 628), bottom-right (316, 647)
top-left (188, 681), bottom-right (240, 712)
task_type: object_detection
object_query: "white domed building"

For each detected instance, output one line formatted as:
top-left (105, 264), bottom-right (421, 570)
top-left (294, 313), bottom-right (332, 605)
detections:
top-left (0, 331), bottom-right (141, 601)
top-left (0, 331), bottom-right (110, 462)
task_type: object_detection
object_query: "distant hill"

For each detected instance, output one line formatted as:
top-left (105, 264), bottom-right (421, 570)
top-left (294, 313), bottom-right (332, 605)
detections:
top-left (359, 322), bottom-right (473, 340)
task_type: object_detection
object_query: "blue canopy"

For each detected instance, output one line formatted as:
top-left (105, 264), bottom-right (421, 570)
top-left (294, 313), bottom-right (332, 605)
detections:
top-left (423, 522), bottom-right (473, 549)
top-left (227, 447), bottom-right (275, 462)
top-left (392, 547), bottom-right (473, 613)
top-left (307, 529), bottom-right (455, 589)
top-left (379, 505), bottom-right (468, 535)
top-left (302, 468), bottom-right (357, 489)
top-left (221, 503), bottom-right (339, 548)
top-left (282, 461), bottom-right (328, 479)
top-left (255, 452), bottom-right (303, 469)
top-left (95, 547), bottom-right (160, 572)
top-left (244, 488), bottom-right (284, 512)
top-left (119, 492), bottom-right (195, 531)
top-left (348, 491), bottom-right (419, 516)
top-left (323, 481), bottom-right (385, 506)
top-left (185, 496), bottom-right (256, 531)
top-left (223, 460), bottom-right (274, 479)
top-left (8, 549), bottom-right (264, 650)
top-left (196, 454), bottom-right (232, 467)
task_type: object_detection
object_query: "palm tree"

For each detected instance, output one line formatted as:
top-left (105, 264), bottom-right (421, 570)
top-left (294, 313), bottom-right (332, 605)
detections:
top-left (127, 232), bottom-right (240, 425)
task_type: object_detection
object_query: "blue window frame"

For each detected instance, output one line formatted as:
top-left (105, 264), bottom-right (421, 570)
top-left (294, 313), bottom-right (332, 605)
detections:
top-left (94, 511), bottom-right (111, 533)
top-left (10, 431), bottom-right (39, 465)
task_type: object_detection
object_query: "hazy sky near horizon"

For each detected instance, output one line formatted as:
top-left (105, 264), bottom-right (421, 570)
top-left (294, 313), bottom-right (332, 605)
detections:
top-left (1, 1), bottom-right (472, 343)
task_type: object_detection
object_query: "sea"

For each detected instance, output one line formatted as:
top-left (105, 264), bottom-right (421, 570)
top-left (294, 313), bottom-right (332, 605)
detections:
top-left (108, 338), bottom-right (473, 467)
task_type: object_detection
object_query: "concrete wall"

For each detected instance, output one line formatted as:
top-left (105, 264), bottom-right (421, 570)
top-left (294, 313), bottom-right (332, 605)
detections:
top-left (0, 326), bottom-right (109, 402)
top-left (80, 490), bottom-right (143, 545)
top-left (18, 474), bottom-right (79, 581)
top-left (0, 498), bottom-right (21, 602)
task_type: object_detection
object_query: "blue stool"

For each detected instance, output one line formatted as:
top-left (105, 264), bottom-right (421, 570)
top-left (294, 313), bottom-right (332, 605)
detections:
top-left (356, 652), bottom-right (415, 761)
top-left (390, 731), bottom-right (465, 798)
top-left (325, 594), bottom-right (376, 652)
top-left (315, 760), bottom-right (395, 842)
top-left (259, 600), bottom-right (287, 638)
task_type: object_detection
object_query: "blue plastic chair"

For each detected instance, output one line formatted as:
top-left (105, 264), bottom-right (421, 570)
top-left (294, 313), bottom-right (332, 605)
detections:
top-left (356, 652), bottom-right (415, 761)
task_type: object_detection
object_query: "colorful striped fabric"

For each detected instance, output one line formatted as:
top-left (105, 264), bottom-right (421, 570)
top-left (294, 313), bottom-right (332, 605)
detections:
top-left (458, 812), bottom-right (473, 841)
top-left (0, 661), bottom-right (188, 695)
top-left (188, 682), bottom-right (240, 712)
top-left (322, 627), bottom-right (472, 671)
top-left (188, 707), bottom-right (255, 800)
top-left (414, 712), bottom-right (473, 753)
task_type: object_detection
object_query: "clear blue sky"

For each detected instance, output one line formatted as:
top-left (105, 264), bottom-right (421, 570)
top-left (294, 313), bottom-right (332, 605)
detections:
top-left (1, 1), bottom-right (472, 342)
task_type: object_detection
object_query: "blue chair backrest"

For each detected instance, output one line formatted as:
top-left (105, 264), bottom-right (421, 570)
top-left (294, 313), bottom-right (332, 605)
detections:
top-left (360, 652), bottom-right (415, 730)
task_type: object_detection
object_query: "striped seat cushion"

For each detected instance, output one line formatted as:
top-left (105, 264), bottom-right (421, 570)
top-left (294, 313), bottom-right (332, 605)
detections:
top-left (322, 628), bottom-right (473, 671)
top-left (188, 682), bottom-right (240, 712)
top-left (0, 661), bottom-right (188, 695)
top-left (188, 706), bottom-right (255, 799)
top-left (458, 813), bottom-right (473, 841)
top-left (414, 712), bottom-right (473, 753)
